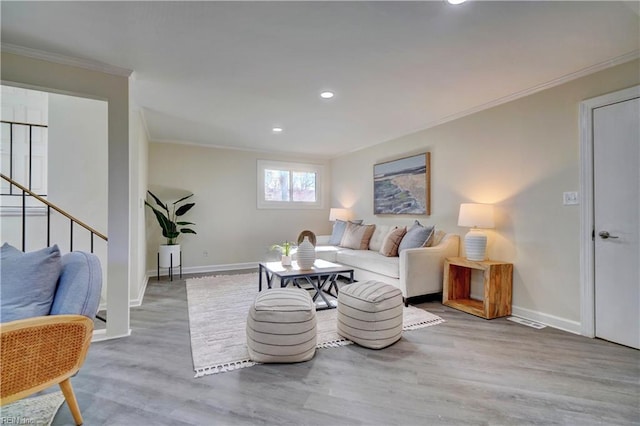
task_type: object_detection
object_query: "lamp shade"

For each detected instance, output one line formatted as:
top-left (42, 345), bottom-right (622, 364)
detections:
top-left (458, 203), bottom-right (495, 229)
top-left (329, 208), bottom-right (350, 222)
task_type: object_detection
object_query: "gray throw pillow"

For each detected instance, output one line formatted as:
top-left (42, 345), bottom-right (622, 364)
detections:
top-left (398, 221), bottom-right (435, 253)
top-left (0, 243), bottom-right (62, 322)
top-left (328, 219), bottom-right (363, 245)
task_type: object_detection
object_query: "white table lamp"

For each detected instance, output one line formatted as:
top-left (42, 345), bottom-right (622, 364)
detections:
top-left (458, 203), bottom-right (495, 261)
top-left (329, 208), bottom-right (350, 222)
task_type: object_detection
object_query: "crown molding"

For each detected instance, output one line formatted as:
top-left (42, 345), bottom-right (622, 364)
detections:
top-left (1, 43), bottom-right (133, 77)
top-left (149, 136), bottom-right (333, 159)
top-left (336, 49), bottom-right (640, 158)
top-left (416, 50), bottom-right (640, 137)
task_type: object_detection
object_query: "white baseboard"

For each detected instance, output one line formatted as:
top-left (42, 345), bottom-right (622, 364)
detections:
top-left (97, 273), bottom-right (151, 312)
top-left (511, 305), bottom-right (581, 335)
top-left (129, 273), bottom-right (150, 307)
top-left (147, 262), bottom-right (258, 278)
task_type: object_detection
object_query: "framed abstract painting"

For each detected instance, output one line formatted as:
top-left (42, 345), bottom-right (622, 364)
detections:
top-left (373, 153), bottom-right (431, 215)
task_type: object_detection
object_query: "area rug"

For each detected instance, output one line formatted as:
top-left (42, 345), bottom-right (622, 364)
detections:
top-left (186, 273), bottom-right (444, 378)
top-left (1, 391), bottom-right (65, 426)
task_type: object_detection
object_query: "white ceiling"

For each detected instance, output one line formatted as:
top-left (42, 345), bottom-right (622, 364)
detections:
top-left (1, 1), bottom-right (638, 158)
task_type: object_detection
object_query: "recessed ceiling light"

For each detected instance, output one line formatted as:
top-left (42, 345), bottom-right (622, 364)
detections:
top-left (272, 127), bottom-right (283, 133)
top-left (320, 91), bottom-right (335, 99)
top-left (447, 0), bottom-right (466, 4)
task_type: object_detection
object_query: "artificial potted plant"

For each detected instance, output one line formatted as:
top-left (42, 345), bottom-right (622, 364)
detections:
top-left (271, 241), bottom-right (294, 266)
top-left (145, 190), bottom-right (196, 268)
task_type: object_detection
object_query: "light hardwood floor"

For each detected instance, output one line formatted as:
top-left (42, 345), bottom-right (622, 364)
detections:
top-left (54, 271), bottom-right (639, 425)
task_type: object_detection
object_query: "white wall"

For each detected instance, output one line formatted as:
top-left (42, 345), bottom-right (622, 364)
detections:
top-left (2, 51), bottom-right (131, 340)
top-left (129, 107), bottom-right (148, 304)
top-left (331, 59), bottom-right (640, 332)
top-left (147, 143), bottom-right (332, 273)
top-left (48, 93), bottom-right (108, 245)
top-left (49, 93), bottom-right (109, 303)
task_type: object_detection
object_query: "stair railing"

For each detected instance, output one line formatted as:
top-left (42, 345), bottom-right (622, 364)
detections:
top-left (1, 173), bottom-right (108, 252)
top-left (1, 119), bottom-right (49, 195)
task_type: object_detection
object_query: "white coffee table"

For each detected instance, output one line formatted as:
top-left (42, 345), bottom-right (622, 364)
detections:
top-left (258, 259), bottom-right (355, 309)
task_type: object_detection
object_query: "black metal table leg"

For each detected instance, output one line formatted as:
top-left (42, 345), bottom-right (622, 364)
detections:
top-left (302, 276), bottom-right (332, 308)
top-left (325, 273), bottom-right (339, 297)
top-left (266, 270), bottom-right (274, 289)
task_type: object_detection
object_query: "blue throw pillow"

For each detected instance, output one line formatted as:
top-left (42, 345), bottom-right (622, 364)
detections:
top-left (398, 221), bottom-right (435, 253)
top-left (50, 251), bottom-right (103, 318)
top-left (0, 243), bottom-right (62, 322)
top-left (328, 220), bottom-right (348, 245)
top-left (328, 219), bottom-right (363, 245)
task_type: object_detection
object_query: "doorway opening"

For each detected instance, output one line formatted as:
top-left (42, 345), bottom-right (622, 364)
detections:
top-left (1, 84), bottom-right (109, 330)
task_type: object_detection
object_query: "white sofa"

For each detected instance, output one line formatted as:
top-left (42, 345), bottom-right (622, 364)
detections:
top-left (314, 226), bottom-right (459, 302)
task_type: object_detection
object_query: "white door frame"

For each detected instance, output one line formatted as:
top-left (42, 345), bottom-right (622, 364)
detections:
top-left (579, 85), bottom-right (640, 337)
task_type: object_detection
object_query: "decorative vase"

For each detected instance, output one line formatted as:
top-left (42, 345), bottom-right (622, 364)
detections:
top-left (159, 244), bottom-right (181, 268)
top-left (297, 236), bottom-right (316, 269)
top-left (281, 254), bottom-right (292, 266)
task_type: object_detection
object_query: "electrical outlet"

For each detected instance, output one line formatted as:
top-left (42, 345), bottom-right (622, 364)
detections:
top-left (563, 191), bottom-right (579, 205)
top-left (203, 251), bottom-right (208, 257)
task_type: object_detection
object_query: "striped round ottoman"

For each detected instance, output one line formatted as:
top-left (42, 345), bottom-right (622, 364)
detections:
top-left (337, 281), bottom-right (403, 349)
top-left (246, 288), bottom-right (317, 363)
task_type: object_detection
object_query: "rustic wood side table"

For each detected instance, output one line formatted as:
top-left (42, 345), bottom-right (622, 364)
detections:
top-left (443, 257), bottom-right (513, 319)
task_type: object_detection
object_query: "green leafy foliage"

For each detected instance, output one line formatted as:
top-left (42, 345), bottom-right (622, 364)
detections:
top-left (145, 190), bottom-right (197, 245)
top-left (271, 241), bottom-right (294, 256)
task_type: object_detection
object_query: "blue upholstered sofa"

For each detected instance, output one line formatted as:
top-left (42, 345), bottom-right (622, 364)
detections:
top-left (0, 244), bottom-right (102, 322)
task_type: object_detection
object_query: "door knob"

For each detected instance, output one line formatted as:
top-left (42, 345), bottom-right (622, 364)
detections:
top-left (598, 231), bottom-right (619, 239)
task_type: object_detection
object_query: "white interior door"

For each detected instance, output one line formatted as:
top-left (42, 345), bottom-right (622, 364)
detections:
top-left (593, 96), bottom-right (639, 349)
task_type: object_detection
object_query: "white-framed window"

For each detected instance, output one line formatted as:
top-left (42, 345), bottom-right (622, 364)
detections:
top-left (257, 159), bottom-right (324, 209)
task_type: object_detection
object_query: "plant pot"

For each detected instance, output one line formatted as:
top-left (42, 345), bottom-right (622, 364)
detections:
top-left (159, 244), bottom-right (181, 268)
top-left (281, 255), bottom-right (292, 266)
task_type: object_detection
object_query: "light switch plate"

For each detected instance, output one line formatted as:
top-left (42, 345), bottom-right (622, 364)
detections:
top-left (563, 191), bottom-right (579, 205)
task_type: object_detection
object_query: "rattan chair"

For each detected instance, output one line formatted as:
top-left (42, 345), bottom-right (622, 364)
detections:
top-left (0, 315), bottom-right (93, 425)
top-left (0, 250), bottom-right (102, 425)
